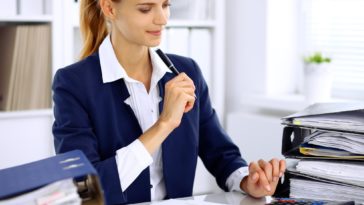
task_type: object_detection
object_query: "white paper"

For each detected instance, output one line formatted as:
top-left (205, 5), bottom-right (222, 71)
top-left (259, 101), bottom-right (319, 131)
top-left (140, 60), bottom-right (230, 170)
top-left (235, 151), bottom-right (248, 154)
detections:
top-left (295, 160), bottom-right (364, 186)
top-left (151, 199), bottom-right (227, 205)
top-left (303, 131), bottom-right (364, 156)
top-left (290, 178), bottom-right (364, 204)
top-left (0, 178), bottom-right (81, 205)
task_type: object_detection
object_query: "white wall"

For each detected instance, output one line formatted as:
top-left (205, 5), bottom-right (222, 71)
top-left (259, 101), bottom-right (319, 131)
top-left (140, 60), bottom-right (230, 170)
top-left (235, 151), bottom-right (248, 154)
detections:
top-left (226, 112), bottom-right (284, 162)
top-left (225, 0), bottom-right (268, 113)
top-left (225, 0), bottom-right (300, 113)
top-left (225, 0), bottom-right (301, 161)
top-left (0, 113), bottom-right (54, 169)
top-left (266, 0), bottom-right (300, 96)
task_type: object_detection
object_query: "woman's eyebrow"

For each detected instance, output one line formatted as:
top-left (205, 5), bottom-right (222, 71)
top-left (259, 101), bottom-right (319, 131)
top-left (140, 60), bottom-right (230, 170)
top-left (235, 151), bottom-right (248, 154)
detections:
top-left (136, 3), bottom-right (155, 6)
top-left (136, 0), bottom-right (169, 6)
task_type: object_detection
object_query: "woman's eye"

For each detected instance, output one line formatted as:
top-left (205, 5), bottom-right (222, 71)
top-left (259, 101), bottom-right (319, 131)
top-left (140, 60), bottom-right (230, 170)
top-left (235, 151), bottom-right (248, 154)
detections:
top-left (139, 7), bottom-right (152, 13)
top-left (163, 3), bottom-right (171, 8)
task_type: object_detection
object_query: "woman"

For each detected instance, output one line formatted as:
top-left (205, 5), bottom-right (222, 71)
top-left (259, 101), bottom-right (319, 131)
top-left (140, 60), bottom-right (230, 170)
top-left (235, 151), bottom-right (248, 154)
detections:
top-left (52, 0), bottom-right (286, 204)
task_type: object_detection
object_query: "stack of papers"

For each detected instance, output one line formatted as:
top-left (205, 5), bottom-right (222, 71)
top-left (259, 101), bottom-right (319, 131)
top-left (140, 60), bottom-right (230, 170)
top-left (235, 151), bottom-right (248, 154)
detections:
top-left (294, 160), bottom-right (364, 187)
top-left (290, 178), bottom-right (364, 204)
top-left (281, 103), bottom-right (364, 204)
top-left (0, 178), bottom-right (81, 205)
top-left (299, 131), bottom-right (364, 158)
top-left (291, 111), bottom-right (364, 133)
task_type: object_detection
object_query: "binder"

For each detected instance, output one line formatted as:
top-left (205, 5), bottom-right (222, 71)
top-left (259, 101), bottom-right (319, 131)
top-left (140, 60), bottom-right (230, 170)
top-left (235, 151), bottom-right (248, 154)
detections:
top-left (282, 102), bottom-right (364, 134)
top-left (0, 24), bottom-right (52, 111)
top-left (274, 103), bottom-right (364, 203)
top-left (0, 150), bottom-right (104, 205)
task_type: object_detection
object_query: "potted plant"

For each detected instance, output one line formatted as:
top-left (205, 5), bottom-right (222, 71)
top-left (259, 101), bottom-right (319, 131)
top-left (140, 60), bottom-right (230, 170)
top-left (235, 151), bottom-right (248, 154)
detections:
top-left (303, 52), bottom-right (332, 104)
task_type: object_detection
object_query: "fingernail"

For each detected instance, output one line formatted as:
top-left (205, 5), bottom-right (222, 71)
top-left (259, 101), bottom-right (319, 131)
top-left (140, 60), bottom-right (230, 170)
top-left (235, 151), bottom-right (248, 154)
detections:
top-left (252, 173), bottom-right (258, 181)
top-left (265, 185), bottom-right (271, 192)
top-left (279, 172), bottom-right (283, 177)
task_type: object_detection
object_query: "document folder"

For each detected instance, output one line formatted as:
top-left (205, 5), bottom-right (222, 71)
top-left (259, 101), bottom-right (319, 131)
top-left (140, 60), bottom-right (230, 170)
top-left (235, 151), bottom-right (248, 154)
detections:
top-left (0, 150), bottom-right (104, 205)
top-left (275, 102), bottom-right (364, 204)
top-left (282, 102), bottom-right (364, 134)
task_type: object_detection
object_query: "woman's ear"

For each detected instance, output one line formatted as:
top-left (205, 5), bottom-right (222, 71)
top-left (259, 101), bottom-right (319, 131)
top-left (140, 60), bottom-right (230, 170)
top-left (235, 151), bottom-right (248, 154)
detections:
top-left (99, 0), bottom-right (117, 20)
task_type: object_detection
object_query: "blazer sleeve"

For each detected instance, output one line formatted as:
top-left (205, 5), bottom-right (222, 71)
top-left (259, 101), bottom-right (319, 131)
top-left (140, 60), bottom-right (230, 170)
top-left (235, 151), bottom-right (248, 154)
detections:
top-left (52, 69), bottom-right (126, 204)
top-left (192, 59), bottom-right (248, 191)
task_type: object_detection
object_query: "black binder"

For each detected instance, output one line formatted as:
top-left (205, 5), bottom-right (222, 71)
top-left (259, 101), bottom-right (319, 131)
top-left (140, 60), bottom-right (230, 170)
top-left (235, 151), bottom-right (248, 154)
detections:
top-left (274, 102), bottom-right (364, 201)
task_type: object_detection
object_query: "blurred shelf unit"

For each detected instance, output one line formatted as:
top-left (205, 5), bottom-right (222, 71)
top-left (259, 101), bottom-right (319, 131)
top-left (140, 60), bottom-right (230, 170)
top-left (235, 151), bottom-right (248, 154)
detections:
top-left (0, 0), bottom-right (53, 17)
top-left (66, 0), bottom-right (226, 118)
top-left (240, 93), bottom-right (357, 114)
top-left (0, 16), bottom-right (53, 23)
top-left (167, 20), bottom-right (216, 28)
top-left (0, 0), bottom-right (66, 169)
top-left (0, 109), bottom-right (53, 120)
top-left (0, 0), bottom-right (64, 118)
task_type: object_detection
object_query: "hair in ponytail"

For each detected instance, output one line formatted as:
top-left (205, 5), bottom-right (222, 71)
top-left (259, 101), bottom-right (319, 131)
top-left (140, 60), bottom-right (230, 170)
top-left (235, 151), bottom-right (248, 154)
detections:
top-left (79, 0), bottom-right (109, 60)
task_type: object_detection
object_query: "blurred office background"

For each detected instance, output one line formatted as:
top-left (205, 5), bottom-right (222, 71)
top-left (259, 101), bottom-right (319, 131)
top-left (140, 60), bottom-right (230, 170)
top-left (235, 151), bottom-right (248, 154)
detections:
top-left (0, 0), bottom-right (363, 195)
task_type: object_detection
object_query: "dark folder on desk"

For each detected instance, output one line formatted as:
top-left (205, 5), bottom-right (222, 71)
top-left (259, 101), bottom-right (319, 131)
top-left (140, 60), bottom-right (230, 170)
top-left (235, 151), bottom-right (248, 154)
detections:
top-left (0, 150), bottom-right (104, 205)
top-left (275, 103), bottom-right (364, 203)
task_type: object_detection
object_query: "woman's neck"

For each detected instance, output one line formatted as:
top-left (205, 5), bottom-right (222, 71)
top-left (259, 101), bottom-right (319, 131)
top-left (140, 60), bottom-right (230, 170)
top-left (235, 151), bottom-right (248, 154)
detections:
top-left (111, 32), bottom-right (153, 91)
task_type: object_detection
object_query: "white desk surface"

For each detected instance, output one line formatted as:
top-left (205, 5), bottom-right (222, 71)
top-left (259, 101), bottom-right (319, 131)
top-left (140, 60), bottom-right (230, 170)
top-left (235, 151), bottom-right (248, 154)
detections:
top-left (131, 191), bottom-right (270, 205)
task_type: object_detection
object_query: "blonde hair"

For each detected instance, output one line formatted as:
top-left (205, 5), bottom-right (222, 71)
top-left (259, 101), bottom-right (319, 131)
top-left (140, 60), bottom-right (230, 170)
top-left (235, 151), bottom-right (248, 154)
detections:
top-left (79, 0), bottom-right (118, 59)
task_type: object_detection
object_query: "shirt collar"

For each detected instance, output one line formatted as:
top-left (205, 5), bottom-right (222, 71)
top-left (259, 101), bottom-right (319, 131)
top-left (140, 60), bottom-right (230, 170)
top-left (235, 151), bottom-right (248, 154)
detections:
top-left (99, 35), bottom-right (171, 84)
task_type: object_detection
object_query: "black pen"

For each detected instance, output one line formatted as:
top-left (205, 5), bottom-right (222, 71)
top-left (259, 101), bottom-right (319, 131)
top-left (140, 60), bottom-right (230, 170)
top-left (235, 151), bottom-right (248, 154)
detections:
top-left (156, 49), bottom-right (180, 75)
top-left (156, 49), bottom-right (196, 98)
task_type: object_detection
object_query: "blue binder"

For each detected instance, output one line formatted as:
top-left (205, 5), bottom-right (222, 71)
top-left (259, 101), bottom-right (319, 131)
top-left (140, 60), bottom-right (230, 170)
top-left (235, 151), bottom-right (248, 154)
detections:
top-left (0, 150), bottom-right (104, 204)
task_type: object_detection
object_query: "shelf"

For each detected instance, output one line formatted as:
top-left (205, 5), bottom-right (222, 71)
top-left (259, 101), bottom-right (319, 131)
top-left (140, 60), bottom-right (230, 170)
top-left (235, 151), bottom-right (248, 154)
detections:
top-left (167, 20), bottom-right (216, 28)
top-left (240, 94), bottom-right (357, 113)
top-left (0, 109), bottom-right (53, 120)
top-left (72, 19), bottom-right (216, 29)
top-left (0, 15), bottom-right (53, 23)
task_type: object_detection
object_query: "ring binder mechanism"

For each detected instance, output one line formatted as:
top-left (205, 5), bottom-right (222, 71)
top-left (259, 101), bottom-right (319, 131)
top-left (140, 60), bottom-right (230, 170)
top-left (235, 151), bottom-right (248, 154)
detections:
top-left (0, 150), bottom-right (105, 205)
top-left (275, 102), bottom-right (364, 204)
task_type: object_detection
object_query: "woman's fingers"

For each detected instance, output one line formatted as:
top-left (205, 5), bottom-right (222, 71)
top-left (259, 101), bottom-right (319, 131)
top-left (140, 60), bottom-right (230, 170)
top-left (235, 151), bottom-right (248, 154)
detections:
top-left (269, 158), bottom-right (280, 182)
top-left (279, 159), bottom-right (286, 177)
top-left (249, 162), bottom-right (271, 192)
top-left (258, 159), bottom-right (273, 183)
top-left (184, 93), bottom-right (196, 112)
top-left (160, 72), bottom-right (196, 128)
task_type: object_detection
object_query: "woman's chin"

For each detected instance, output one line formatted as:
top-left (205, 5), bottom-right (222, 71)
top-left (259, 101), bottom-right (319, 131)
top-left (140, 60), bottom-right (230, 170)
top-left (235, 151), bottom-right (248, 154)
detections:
top-left (146, 40), bottom-right (161, 48)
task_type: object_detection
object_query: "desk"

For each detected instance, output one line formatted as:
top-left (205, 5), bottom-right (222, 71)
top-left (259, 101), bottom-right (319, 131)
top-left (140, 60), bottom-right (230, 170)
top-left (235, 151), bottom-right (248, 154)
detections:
top-left (132, 192), bottom-right (270, 205)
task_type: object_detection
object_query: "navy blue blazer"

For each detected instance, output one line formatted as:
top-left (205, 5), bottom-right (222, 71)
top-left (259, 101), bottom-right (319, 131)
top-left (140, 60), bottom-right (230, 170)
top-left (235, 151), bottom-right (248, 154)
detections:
top-left (52, 52), bottom-right (247, 205)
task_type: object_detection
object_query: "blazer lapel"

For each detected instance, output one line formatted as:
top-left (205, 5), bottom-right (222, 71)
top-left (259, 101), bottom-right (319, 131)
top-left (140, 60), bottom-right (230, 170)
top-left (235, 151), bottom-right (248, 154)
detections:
top-left (158, 73), bottom-right (180, 198)
top-left (111, 78), bottom-right (142, 144)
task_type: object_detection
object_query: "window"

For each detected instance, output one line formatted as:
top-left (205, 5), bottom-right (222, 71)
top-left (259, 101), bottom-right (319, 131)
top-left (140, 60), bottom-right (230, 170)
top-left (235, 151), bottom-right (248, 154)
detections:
top-left (301, 0), bottom-right (364, 100)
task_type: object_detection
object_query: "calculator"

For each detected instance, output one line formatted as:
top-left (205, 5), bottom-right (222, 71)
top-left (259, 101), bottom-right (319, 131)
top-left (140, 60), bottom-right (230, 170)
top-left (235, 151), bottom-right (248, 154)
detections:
top-left (267, 198), bottom-right (355, 205)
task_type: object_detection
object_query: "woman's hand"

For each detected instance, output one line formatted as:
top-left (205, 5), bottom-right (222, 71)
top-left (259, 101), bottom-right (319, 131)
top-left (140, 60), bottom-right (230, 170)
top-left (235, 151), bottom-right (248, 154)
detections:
top-left (158, 72), bottom-right (196, 130)
top-left (240, 158), bottom-right (286, 198)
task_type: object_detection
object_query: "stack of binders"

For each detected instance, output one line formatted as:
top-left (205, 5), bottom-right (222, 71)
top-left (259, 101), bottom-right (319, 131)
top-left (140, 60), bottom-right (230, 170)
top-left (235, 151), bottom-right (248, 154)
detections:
top-left (275, 102), bottom-right (364, 204)
top-left (0, 150), bottom-right (105, 205)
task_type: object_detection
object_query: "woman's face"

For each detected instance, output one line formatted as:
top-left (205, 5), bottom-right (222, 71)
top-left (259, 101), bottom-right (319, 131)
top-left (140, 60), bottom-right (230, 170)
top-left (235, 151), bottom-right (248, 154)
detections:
top-left (112, 0), bottom-right (170, 47)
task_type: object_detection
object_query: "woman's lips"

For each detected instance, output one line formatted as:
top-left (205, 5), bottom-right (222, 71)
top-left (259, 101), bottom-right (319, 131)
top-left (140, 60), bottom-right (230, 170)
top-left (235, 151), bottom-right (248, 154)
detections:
top-left (147, 30), bottom-right (162, 36)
